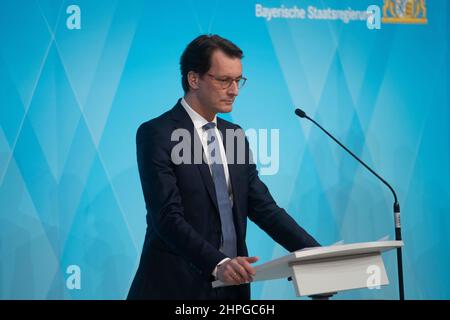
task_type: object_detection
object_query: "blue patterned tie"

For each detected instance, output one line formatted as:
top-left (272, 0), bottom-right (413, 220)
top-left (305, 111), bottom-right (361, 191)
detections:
top-left (203, 122), bottom-right (237, 258)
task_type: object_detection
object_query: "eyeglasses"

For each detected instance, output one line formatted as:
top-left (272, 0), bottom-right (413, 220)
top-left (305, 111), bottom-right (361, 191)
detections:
top-left (207, 73), bottom-right (247, 89)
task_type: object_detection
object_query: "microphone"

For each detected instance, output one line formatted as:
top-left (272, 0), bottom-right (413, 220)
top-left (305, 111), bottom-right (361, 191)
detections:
top-left (294, 109), bottom-right (307, 118)
top-left (294, 107), bottom-right (404, 300)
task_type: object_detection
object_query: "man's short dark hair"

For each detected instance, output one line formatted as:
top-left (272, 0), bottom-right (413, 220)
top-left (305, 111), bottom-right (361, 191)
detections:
top-left (180, 34), bottom-right (243, 93)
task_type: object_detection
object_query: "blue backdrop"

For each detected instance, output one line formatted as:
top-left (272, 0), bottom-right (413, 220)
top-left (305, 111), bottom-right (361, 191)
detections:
top-left (0, 0), bottom-right (449, 299)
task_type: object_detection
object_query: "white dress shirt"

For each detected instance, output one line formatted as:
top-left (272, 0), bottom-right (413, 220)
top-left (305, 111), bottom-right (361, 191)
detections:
top-left (180, 97), bottom-right (233, 204)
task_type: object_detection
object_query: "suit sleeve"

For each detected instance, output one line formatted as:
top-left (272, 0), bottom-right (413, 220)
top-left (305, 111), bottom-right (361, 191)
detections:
top-left (136, 122), bottom-right (226, 279)
top-left (245, 138), bottom-right (320, 251)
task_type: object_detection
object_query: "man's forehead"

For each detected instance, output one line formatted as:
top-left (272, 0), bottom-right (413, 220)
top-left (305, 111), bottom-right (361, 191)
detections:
top-left (209, 50), bottom-right (242, 74)
top-left (210, 49), bottom-right (241, 62)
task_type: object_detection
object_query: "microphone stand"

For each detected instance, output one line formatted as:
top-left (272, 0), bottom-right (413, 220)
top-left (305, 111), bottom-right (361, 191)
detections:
top-left (295, 108), bottom-right (405, 300)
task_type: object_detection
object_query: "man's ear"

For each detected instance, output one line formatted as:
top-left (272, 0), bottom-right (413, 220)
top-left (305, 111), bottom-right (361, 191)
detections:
top-left (187, 71), bottom-right (200, 90)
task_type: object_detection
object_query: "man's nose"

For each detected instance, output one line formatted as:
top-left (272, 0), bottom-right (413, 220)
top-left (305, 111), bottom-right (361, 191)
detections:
top-left (227, 80), bottom-right (239, 96)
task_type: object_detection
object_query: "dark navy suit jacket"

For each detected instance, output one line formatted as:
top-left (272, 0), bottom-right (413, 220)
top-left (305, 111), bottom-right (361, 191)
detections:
top-left (127, 100), bottom-right (319, 299)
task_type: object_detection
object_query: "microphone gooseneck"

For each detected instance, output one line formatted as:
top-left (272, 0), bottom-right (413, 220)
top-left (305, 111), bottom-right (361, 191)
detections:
top-left (294, 107), bottom-right (405, 300)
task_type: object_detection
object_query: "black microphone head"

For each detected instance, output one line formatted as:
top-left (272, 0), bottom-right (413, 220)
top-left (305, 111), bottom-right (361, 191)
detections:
top-left (295, 108), bottom-right (307, 118)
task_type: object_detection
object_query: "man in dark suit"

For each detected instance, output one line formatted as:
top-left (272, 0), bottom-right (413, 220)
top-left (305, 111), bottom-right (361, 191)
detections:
top-left (127, 34), bottom-right (320, 300)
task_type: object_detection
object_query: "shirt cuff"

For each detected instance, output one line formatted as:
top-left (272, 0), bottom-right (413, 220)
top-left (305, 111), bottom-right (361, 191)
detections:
top-left (212, 258), bottom-right (231, 278)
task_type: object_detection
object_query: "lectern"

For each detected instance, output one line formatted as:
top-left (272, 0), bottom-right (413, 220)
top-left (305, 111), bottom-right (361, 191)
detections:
top-left (212, 240), bottom-right (404, 298)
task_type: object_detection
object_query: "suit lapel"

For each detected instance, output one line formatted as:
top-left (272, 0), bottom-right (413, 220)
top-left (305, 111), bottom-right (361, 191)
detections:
top-left (196, 152), bottom-right (220, 213)
top-left (170, 101), bottom-right (219, 213)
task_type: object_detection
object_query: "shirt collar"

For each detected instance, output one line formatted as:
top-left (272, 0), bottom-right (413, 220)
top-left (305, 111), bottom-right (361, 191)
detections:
top-left (181, 97), bottom-right (217, 130)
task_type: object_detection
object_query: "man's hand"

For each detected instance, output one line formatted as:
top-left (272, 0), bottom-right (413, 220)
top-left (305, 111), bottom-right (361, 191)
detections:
top-left (216, 256), bottom-right (259, 285)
